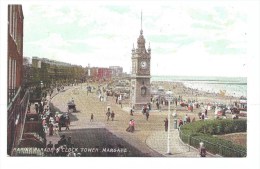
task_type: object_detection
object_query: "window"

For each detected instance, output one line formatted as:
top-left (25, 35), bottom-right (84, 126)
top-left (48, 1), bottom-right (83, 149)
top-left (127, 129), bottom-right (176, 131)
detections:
top-left (9, 6), bottom-right (12, 34)
top-left (141, 86), bottom-right (147, 96)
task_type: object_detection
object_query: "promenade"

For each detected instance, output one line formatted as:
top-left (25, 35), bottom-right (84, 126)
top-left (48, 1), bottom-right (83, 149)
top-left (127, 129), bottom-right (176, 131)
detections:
top-left (46, 84), bottom-right (215, 157)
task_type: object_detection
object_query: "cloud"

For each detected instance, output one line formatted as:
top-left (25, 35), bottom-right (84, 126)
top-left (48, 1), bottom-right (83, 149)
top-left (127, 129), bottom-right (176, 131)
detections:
top-left (23, 2), bottom-right (248, 77)
top-left (204, 39), bottom-right (246, 55)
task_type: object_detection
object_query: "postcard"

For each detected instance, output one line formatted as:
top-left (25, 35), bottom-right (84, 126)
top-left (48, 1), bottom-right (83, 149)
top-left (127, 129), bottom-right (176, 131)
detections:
top-left (3, 1), bottom-right (260, 169)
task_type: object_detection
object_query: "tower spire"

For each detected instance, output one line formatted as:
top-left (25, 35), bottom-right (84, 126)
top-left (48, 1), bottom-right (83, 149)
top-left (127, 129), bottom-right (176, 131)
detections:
top-left (141, 10), bottom-right (142, 30)
top-left (140, 11), bottom-right (143, 35)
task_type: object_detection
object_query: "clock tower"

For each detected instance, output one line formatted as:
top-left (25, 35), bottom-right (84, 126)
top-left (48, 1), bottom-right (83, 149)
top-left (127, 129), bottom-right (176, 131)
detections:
top-left (130, 12), bottom-right (151, 110)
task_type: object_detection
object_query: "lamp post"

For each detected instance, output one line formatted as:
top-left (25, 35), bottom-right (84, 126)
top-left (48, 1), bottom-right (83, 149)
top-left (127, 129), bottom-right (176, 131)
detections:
top-left (40, 81), bottom-right (43, 98)
top-left (165, 90), bottom-right (173, 155)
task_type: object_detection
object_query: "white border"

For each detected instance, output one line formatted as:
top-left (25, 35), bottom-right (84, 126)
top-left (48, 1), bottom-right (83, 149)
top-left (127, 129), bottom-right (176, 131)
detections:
top-left (0, 1), bottom-right (259, 169)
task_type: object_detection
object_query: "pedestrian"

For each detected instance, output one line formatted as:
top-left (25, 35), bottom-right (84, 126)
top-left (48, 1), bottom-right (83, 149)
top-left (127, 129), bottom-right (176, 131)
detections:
top-left (126, 119), bottom-right (135, 133)
top-left (205, 109), bottom-right (208, 116)
top-left (146, 112), bottom-right (149, 121)
top-left (111, 111), bottom-right (115, 121)
top-left (156, 101), bottom-right (159, 110)
top-left (130, 119), bottom-right (135, 132)
top-left (106, 110), bottom-right (111, 121)
top-left (201, 112), bottom-right (205, 120)
top-left (35, 103), bottom-right (39, 113)
top-left (130, 109), bottom-right (134, 116)
top-left (66, 113), bottom-right (70, 125)
top-left (147, 103), bottom-right (151, 110)
top-left (49, 123), bottom-right (54, 136)
top-left (55, 115), bottom-right (60, 123)
top-left (142, 105), bottom-right (146, 114)
top-left (42, 118), bottom-right (46, 126)
top-left (198, 142), bottom-right (206, 157)
top-left (58, 121), bottom-right (62, 132)
top-left (164, 118), bottom-right (168, 132)
top-left (54, 123), bottom-right (59, 135)
top-left (39, 103), bottom-right (43, 114)
top-left (126, 119), bottom-right (132, 132)
top-left (90, 113), bottom-right (94, 122)
top-left (65, 116), bottom-right (70, 130)
top-left (186, 115), bottom-right (191, 123)
top-left (43, 123), bottom-right (48, 134)
top-left (178, 118), bottom-right (183, 129)
top-left (184, 114), bottom-right (188, 124)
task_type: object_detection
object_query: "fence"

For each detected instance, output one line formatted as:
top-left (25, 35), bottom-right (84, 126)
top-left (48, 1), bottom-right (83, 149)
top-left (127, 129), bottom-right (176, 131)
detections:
top-left (179, 127), bottom-right (247, 157)
top-left (7, 88), bottom-right (30, 156)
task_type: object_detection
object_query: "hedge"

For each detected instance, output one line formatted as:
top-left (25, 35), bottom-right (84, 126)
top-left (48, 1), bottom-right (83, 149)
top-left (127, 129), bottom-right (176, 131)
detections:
top-left (179, 119), bottom-right (247, 157)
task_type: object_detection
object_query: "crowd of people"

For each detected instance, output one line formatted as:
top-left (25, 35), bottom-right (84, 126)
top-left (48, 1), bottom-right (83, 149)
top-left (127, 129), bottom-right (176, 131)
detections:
top-left (40, 82), bottom-right (214, 157)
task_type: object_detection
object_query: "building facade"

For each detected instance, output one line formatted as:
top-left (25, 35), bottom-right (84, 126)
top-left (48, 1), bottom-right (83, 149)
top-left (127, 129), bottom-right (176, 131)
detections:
top-left (31, 56), bottom-right (85, 87)
top-left (109, 66), bottom-right (123, 77)
top-left (8, 5), bottom-right (24, 103)
top-left (86, 67), bottom-right (116, 82)
top-left (7, 5), bottom-right (29, 156)
top-left (97, 67), bottom-right (112, 81)
top-left (130, 13), bottom-right (151, 110)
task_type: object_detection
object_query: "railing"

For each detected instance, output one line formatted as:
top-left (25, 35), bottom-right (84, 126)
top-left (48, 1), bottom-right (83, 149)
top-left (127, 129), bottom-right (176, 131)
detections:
top-left (7, 88), bottom-right (30, 156)
top-left (179, 127), bottom-right (247, 157)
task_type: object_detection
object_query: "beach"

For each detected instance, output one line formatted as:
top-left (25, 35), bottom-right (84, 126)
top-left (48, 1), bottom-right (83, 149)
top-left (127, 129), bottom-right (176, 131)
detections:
top-left (151, 81), bottom-right (242, 105)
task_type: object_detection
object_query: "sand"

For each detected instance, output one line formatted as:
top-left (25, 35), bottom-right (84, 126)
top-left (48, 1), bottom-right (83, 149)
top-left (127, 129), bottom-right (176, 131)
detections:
top-left (151, 81), bottom-right (241, 105)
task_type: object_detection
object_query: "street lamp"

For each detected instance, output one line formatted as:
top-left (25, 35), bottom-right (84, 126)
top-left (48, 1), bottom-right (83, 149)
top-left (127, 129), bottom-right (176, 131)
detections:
top-left (40, 81), bottom-right (44, 98)
top-left (165, 90), bottom-right (173, 155)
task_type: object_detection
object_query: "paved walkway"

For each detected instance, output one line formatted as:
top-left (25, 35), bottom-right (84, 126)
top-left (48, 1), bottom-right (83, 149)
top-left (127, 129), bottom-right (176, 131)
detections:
top-left (46, 84), bottom-right (216, 157)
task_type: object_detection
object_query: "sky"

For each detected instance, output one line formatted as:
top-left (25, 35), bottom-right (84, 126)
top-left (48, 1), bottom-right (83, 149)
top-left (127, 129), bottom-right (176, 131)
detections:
top-left (23, 1), bottom-right (250, 77)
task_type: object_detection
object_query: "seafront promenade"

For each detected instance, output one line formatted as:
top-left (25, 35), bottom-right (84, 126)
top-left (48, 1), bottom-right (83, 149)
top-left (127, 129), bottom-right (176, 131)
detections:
top-left (46, 84), bottom-right (217, 157)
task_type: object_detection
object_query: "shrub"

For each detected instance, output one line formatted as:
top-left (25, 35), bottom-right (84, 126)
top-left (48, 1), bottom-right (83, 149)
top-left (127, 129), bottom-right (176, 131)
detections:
top-left (179, 119), bottom-right (247, 157)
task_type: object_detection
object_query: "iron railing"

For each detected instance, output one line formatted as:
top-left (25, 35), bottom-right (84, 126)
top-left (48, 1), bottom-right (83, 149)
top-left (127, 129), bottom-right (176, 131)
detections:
top-left (179, 127), bottom-right (246, 157)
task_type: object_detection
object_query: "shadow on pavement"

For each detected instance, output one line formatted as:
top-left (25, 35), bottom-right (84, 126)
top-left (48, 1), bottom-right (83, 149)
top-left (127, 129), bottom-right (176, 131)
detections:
top-left (60, 128), bottom-right (152, 157)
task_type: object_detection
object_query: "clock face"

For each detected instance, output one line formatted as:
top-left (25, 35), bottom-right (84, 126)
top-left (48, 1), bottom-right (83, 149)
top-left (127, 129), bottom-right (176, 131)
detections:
top-left (140, 61), bottom-right (147, 69)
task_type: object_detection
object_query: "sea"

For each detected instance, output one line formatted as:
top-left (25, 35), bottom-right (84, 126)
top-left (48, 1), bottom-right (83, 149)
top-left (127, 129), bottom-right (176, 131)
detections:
top-left (151, 76), bottom-right (247, 98)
